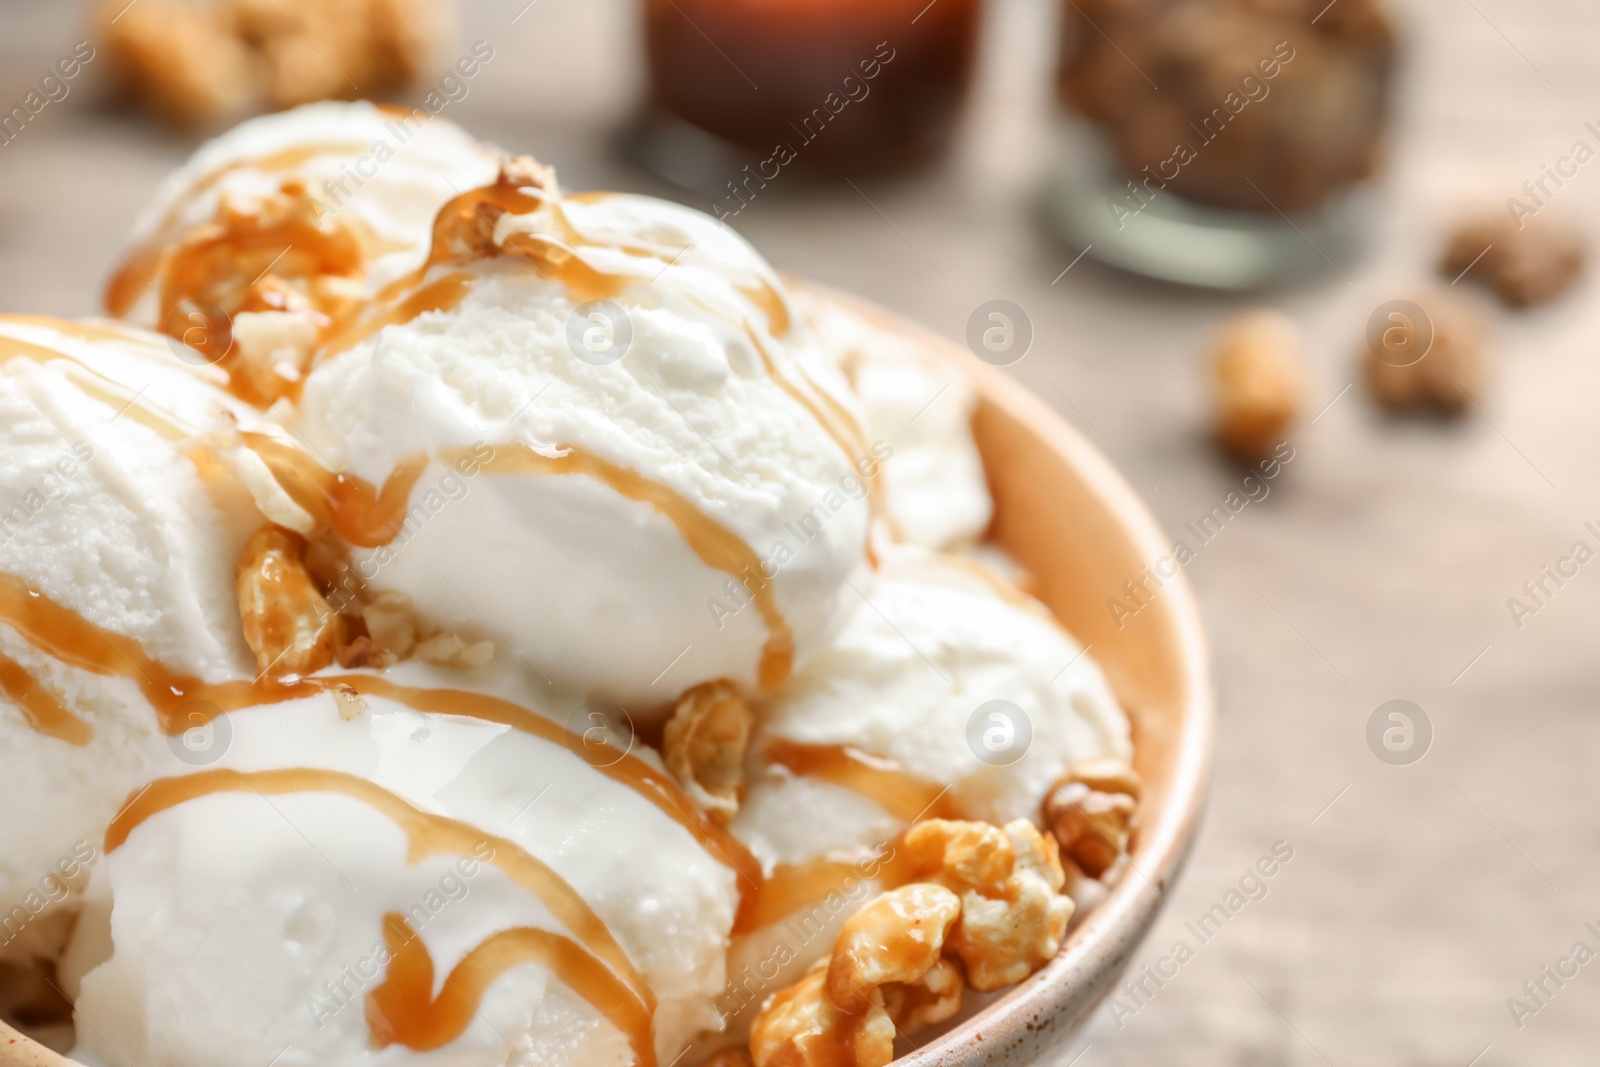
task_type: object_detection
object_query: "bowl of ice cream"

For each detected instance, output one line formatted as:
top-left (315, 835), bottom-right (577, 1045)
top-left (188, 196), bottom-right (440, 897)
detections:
top-left (0, 104), bottom-right (1209, 1067)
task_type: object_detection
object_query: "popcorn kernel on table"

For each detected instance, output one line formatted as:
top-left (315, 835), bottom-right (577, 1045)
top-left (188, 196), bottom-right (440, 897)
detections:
top-left (1210, 309), bottom-right (1307, 463)
top-left (1440, 212), bottom-right (1586, 308)
top-left (94, 0), bottom-right (448, 124)
top-left (1363, 294), bottom-right (1487, 416)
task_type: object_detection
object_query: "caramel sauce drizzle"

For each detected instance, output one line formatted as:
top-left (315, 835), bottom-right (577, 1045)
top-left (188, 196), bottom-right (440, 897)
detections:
top-left (0, 573), bottom-right (215, 729)
top-left (158, 200), bottom-right (366, 407)
top-left (344, 675), bottom-right (763, 893)
top-left (105, 250), bottom-right (160, 325)
top-left (0, 568), bottom-right (758, 889)
top-left (160, 208), bottom-right (364, 325)
top-left (105, 142), bottom-right (376, 319)
top-left (105, 768), bottom-right (654, 1064)
top-left (738, 280), bottom-right (791, 339)
top-left (369, 913), bottom-right (655, 1066)
top-left (733, 857), bottom-right (869, 935)
top-left (313, 172), bottom-right (818, 439)
top-left (318, 270), bottom-right (476, 358)
top-left (565, 189), bottom-right (793, 337)
top-left (0, 647), bottom-right (89, 745)
top-left (762, 739), bottom-right (958, 824)
top-left (2, 315), bottom-right (162, 348)
top-left (732, 741), bottom-right (963, 933)
top-left (104, 768), bottom-right (646, 999)
top-left (500, 231), bottom-right (631, 304)
top-left (307, 178), bottom-right (625, 370)
top-left (741, 323), bottom-right (870, 472)
top-left (733, 837), bottom-right (926, 936)
top-left (0, 559), bottom-right (770, 1047)
top-left (456, 442), bottom-right (794, 691)
top-left (901, 553), bottom-right (1050, 619)
top-left (241, 432), bottom-right (430, 548)
top-left (0, 549), bottom-right (933, 947)
top-left (0, 320), bottom-right (202, 442)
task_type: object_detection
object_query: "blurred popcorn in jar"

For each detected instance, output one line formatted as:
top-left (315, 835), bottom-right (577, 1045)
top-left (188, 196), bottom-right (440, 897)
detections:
top-left (1059, 0), bottom-right (1396, 214)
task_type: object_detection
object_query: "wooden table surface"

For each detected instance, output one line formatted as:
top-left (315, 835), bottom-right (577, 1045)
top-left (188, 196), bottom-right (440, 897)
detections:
top-left (2, 0), bottom-right (1597, 1063)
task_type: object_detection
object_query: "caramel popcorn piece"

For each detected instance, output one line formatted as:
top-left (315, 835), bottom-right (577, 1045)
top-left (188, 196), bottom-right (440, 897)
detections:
top-left (826, 884), bottom-right (961, 1014)
top-left (698, 1052), bottom-right (755, 1067)
top-left (236, 524), bottom-right (345, 678)
top-left (413, 632), bottom-right (495, 670)
top-left (95, 0), bottom-right (448, 125)
top-left (750, 887), bottom-right (963, 1067)
top-left (900, 820), bottom-right (1074, 991)
top-left (335, 635), bottom-right (393, 671)
top-left (331, 682), bottom-right (368, 720)
top-left (428, 157), bottom-right (561, 268)
top-left (750, 817), bottom-right (1083, 1064)
top-left (664, 680), bottom-right (755, 821)
top-left (96, 2), bottom-right (255, 125)
top-left (750, 960), bottom-right (896, 1067)
top-left (1363, 295), bottom-right (1486, 416)
top-left (880, 957), bottom-right (964, 1033)
top-left (749, 819), bottom-right (1081, 1064)
top-left (228, 310), bottom-right (319, 406)
top-left (1440, 213), bottom-right (1585, 308)
top-left (1212, 310), bottom-right (1306, 463)
top-left (1042, 759), bottom-right (1141, 879)
top-left (337, 590), bottom-right (490, 670)
top-left (148, 186), bottom-right (363, 401)
top-left (362, 591), bottom-right (420, 660)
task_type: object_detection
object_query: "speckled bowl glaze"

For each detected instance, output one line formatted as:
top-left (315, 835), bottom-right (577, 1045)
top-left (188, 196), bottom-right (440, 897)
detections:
top-left (0, 288), bottom-right (1212, 1067)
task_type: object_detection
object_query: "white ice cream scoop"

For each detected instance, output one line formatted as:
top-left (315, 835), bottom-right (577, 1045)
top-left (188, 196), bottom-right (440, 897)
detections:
top-left (106, 100), bottom-right (502, 330)
top-left (103, 101), bottom-right (503, 407)
top-left (64, 661), bottom-right (744, 1067)
top-left (796, 287), bottom-right (994, 551)
top-left (0, 315), bottom-right (266, 960)
top-left (290, 170), bottom-right (875, 711)
top-left (710, 548), bottom-right (1130, 1039)
top-left (736, 547), bottom-right (1128, 868)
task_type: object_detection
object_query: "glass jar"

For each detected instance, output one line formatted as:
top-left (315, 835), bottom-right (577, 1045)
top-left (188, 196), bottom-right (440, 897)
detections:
top-left (1045, 0), bottom-right (1398, 288)
top-left (636, 0), bottom-right (982, 192)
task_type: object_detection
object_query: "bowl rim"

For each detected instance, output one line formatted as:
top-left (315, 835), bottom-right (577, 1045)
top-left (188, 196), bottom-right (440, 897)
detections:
top-left (0, 291), bottom-right (1213, 1067)
top-left (864, 300), bottom-right (1215, 1067)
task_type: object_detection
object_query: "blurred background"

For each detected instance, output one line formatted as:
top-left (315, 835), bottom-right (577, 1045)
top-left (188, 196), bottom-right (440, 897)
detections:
top-left (1, 0), bottom-right (1597, 1062)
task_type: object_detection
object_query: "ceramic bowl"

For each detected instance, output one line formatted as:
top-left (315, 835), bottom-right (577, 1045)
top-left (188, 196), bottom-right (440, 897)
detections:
top-left (0, 289), bottom-right (1212, 1067)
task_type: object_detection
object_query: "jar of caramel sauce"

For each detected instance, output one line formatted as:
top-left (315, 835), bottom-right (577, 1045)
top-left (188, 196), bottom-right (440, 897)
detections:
top-left (642, 0), bottom-right (982, 175)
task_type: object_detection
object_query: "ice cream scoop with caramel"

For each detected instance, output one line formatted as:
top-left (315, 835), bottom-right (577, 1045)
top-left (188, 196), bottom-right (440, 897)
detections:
top-left (0, 105), bottom-right (1135, 1067)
